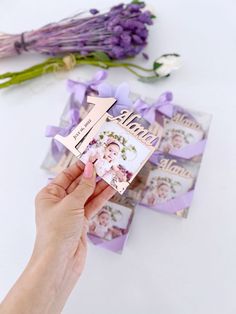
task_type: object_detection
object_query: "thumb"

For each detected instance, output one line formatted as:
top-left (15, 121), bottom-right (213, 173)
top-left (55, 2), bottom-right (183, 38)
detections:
top-left (65, 162), bottom-right (96, 209)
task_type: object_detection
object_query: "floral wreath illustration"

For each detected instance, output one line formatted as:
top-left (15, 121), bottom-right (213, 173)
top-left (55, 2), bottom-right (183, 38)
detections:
top-left (88, 130), bottom-right (137, 161)
top-left (149, 176), bottom-right (181, 194)
top-left (163, 128), bottom-right (194, 145)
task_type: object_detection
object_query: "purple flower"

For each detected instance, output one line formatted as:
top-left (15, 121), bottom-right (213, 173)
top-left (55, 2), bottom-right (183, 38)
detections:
top-left (136, 28), bottom-right (148, 39)
top-left (139, 11), bottom-right (153, 24)
top-left (120, 33), bottom-right (131, 47)
top-left (132, 34), bottom-right (143, 44)
top-left (104, 37), bottom-right (120, 45)
top-left (142, 52), bottom-right (149, 60)
top-left (113, 25), bottom-right (123, 35)
top-left (111, 4), bottom-right (124, 11)
top-left (128, 3), bottom-right (145, 10)
top-left (111, 46), bottom-right (125, 59)
top-left (89, 8), bottom-right (99, 15)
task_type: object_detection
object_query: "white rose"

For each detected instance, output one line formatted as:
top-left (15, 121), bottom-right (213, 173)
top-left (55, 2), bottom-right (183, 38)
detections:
top-left (154, 54), bottom-right (181, 77)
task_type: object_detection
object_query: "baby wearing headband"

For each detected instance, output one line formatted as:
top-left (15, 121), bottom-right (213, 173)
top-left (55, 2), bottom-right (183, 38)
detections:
top-left (89, 209), bottom-right (112, 239)
top-left (161, 129), bottom-right (194, 153)
top-left (142, 176), bottom-right (181, 206)
top-left (81, 137), bottom-right (126, 182)
top-left (143, 179), bottom-right (172, 206)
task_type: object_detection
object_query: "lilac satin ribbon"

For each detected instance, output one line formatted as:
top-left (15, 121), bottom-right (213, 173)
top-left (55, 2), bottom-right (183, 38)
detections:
top-left (45, 106), bottom-right (80, 160)
top-left (148, 150), bottom-right (162, 164)
top-left (141, 190), bottom-right (194, 214)
top-left (135, 92), bottom-right (175, 162)
top-left (134, 91), bottom-right (175, 123)
top-left (170, 139), bottom-right (207, 159)
top-left (67, 70), bottom-right (108, 104)
top-left (45, 70), bottom-right (108, 160)
top-left (88, 234), bottom-right (128, 253)
top-left (149, 139), bottom-right (207, 162)
top-left (95, 81), bottom-right (132, 116)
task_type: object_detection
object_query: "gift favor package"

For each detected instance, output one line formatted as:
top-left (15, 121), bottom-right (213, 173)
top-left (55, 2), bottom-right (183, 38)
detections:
top-left (42, 71), bottom-right (211, 253)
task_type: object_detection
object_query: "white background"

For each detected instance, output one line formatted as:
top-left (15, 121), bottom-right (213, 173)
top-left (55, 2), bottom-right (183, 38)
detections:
top-left (0, 0), bottom-right (235, 313)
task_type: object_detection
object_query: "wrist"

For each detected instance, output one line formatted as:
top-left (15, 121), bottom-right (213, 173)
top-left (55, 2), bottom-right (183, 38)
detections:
top-left (30, 239), bottom-right (74, 280)
top-left (32, 230), bottom-right (79, 263)
top-left (0, 246), bottom-right (69, 314)
top-left (30, 236), bottom-right (84, 288)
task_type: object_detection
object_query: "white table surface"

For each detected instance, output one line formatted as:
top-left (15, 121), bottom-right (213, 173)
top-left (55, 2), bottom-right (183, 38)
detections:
top-left (0, 0), bottom-right (235, 313)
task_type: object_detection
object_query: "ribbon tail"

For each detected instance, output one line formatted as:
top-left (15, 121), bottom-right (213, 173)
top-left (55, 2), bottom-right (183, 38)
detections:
top-left (141, 190), bottom-right (194, 214)
top-left (157, 103), bottom-right (174, 118)
top-left (67, 80), bottom-right (87, 104)
top-left (149, 150), bottom-right (162, 164)
top-left (45, 126), bottom-right (63, 137)
top-left (90, 70), bottom-right (108, 87)
top-left (51, 139), bottom-right (66, 161)
top-left (170, 139), bottom-right (207, 159)
top-left (154, 91), bottom-right (175, 118)
top-left (68, 108), bottom-right (80, 126)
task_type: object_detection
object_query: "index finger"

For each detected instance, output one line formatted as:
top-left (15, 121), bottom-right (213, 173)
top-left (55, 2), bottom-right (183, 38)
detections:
top-left (51, 160), bottom-right (84, 190)
top-left (85, 186), bottom-right (116, 219)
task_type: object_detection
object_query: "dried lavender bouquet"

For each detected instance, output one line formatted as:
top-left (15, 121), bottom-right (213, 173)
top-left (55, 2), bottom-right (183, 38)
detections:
top-left (0, 2), bottom-right (153, 59)
top-left (0, 1), bottom-right (181, 88)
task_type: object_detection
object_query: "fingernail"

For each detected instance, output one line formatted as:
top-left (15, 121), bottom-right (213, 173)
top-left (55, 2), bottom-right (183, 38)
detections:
top-left (83, 162), bottom-right (94, 179)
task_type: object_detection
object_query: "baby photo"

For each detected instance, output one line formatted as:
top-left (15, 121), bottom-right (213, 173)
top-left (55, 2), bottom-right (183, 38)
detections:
top-left (125, 162), bottom-right (152, 203)
top-left (140, 156), bottom-right (199, 212)
top-left (79, 120), bottom-right (153, 194)
top-left (88, 200), bottom-right (134, 241)
top-left (159, 110), bottom-right (210, 154)
top-left (142, 175), bottom-right (181, 205)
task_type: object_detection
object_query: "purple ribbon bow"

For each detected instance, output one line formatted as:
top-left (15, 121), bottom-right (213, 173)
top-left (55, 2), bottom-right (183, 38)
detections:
top-left (95, 81), bottom-right (132, 116)
top-left (45, 104), bottom-right (80, 160)
top-left (133, 92), bottom-right (175, 163)
top-left (67, 70), bottom-right (108, 104)
top-left (134, 91), bottom-right (174, 124)
top-left (45, 70), bottom-right (108, 160)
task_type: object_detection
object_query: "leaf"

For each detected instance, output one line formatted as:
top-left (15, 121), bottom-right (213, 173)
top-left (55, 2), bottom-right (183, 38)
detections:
top-left (138, 75), bottom-right (160, 83)
top-left (153, 62), bottom-right (162, 70)
top-left (131, 0), bottom-right (145, 4)
top-left (91, 51), bottom-right (111, 62)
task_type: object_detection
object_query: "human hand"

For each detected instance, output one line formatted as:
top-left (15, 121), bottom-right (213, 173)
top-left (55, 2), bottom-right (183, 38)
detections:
top-left (89, 152), bottom-right (99, 163)
top-left (0, 161), bottom-right (116, 314)
top-left (34, 160), bottom-right (115, 273)
top-left (34, 160), bottom-right (115, 311)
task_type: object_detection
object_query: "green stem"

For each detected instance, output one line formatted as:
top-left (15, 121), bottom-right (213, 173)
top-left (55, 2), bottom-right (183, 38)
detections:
top-left (75, 59), bottom-right (153, 78)
top-left (75, 59), bottom-right (109, 69)
top-left (124, 66), bottom-right (144, 78)
top-left (0, 62), bottom-right (63, 88)
top-left (0, 55), bottom-right (156, 89)
top-left (73, 54), bottom-right (154, 73)
top-left (0, 58), bottom-right (57, 79)
top-left (107, 61), bottom-right (154, 73)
